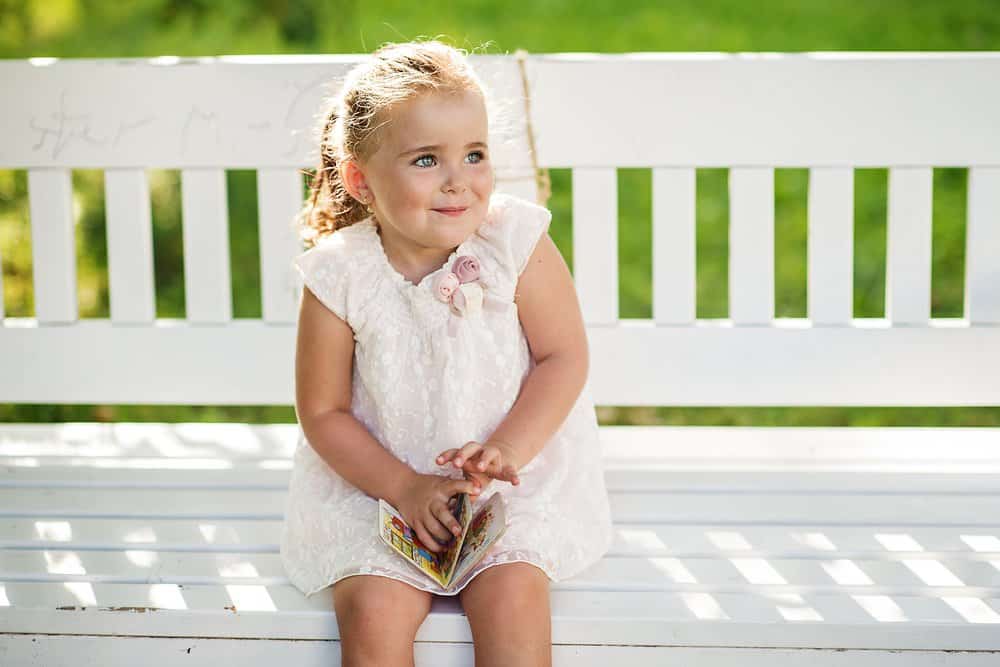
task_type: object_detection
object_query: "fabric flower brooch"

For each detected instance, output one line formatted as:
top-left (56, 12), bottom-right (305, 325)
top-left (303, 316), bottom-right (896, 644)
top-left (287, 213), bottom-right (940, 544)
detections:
top-left (432, 255), bottom-right (510, 336)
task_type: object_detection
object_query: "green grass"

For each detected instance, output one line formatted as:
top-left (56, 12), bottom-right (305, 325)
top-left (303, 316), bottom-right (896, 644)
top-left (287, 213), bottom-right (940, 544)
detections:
top-left (1, 1), bottom-right (997, 425)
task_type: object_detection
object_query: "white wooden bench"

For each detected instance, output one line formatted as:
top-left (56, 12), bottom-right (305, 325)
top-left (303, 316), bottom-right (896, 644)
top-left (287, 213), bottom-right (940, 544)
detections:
top-left (2, 52), bottom-right (1000, 665)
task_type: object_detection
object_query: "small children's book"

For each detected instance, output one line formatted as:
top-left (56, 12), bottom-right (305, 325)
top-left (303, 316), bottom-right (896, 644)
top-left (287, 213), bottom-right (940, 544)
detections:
top-left (378, 491), bottom-right (508, 592)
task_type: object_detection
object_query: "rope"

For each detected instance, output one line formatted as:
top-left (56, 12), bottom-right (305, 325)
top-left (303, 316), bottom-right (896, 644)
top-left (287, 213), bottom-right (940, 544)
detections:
top-left (514, 49), bottom-right (552, 206)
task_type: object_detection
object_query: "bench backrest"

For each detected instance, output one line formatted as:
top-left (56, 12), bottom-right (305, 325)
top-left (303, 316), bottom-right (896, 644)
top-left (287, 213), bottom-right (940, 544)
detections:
top-left (2, 53), bottom-right (999, 407)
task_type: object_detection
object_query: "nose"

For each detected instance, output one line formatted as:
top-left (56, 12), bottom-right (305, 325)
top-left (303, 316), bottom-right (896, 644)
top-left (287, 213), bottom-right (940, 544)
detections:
top-left (442, 165), bottom-right (467, 194)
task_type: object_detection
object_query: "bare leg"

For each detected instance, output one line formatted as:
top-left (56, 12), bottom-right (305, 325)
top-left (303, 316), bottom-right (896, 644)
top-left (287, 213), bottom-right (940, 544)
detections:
top-left (459, 562), bottom-right (552, 667)
top-left (333, 574), bottom-right (434, 667)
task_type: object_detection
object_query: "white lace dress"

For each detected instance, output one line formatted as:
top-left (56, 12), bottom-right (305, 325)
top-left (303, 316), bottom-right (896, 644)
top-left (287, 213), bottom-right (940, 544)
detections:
top-left (280, 191), bottom-right (614, 597)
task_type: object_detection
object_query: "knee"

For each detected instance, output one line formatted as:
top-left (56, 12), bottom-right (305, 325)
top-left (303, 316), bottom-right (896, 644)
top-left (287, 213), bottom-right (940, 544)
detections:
top-left (465, 564), bottom-right (551, 619)
top-left (334, 579), bottom-right (428, 644)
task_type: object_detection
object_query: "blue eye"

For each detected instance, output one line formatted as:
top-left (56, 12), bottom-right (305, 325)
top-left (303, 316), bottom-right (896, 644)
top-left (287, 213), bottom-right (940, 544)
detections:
top-left (413, 151), bottom-right (487, 168)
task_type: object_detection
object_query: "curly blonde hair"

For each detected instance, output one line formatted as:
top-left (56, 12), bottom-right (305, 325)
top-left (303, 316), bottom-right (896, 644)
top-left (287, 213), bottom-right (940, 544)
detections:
top-left (295, 39), bottom-right (497, 249)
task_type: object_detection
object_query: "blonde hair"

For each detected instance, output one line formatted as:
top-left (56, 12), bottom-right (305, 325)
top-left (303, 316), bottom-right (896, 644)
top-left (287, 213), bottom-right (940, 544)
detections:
top-left (295, 39), bottom-right (496, 248)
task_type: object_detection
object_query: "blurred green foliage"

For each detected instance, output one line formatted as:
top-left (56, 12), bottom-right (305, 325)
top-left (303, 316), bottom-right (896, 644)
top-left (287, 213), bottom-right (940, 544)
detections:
top-left (1, 0), bottom-right (997, 425)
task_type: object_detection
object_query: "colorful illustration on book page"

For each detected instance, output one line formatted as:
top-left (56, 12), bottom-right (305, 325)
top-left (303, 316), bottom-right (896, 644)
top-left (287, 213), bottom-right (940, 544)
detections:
top-left (450, 492), bottom-right (508, 588)
top-left (379, 499), bottom-right (447, 585)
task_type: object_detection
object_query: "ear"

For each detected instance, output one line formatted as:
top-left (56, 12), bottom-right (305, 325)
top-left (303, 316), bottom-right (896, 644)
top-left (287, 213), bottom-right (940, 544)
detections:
top-left (340, 158), bottom-right (372, 203)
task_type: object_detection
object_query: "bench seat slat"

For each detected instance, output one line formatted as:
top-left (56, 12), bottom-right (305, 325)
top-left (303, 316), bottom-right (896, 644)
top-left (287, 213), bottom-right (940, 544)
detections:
top-left (6, 462), bottom-right (1000, 494)
top-left (2, 636), bottom-right (992, 667)
top-left (4, 519), bottom-right (1000, 562)
top-left (5, 485), bottom-right (1000, 525)
top-left (4, 422), bottom-right (1000, 461)
top-left (4, 547), bottom-right (999, 596)
top-left (2, 584), bottom-right (998, 651)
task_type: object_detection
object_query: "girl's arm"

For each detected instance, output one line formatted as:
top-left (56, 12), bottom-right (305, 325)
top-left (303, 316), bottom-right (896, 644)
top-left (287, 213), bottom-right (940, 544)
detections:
top-left (486, 232), bottom-right (590, 469)
top-left (296, 287), bottom-right (416, 508)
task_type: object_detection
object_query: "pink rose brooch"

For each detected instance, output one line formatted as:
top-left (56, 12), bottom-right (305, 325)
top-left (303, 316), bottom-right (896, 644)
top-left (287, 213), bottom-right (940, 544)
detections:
top-left (432, 255), bottom-right (510, 336)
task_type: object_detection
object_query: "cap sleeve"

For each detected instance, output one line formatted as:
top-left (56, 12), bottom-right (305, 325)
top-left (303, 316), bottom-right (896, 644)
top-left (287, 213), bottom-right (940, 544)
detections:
top-left (481, 192), bottom-right (553, 277)
top-left (291, 234), bottom-right (351, 323)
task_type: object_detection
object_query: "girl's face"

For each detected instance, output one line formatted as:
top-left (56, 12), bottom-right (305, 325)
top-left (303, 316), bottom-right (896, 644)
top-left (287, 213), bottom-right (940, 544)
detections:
top-left (355, 89), bottom-right (494, 253)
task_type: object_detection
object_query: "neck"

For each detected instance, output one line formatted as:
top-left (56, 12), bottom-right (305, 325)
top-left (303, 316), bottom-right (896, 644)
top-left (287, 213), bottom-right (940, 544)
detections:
top-left (375, 222), bottom-right (458, 284)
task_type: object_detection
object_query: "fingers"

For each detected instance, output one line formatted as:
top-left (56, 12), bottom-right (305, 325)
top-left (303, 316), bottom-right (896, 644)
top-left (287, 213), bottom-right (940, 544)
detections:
top-left (419, 501), bottom-right (463, 554)
top-left (434, 502), bottom-right (464, 539)
top-left (449, 441), bottom-right (484, 468)
top-left (413, 522), bottom-right (442, 554)
top-left (505, 464), bottom-right (521, 485)
top-left (435, 448), bottom-right (459, 466)
top-left (453, 476), bottom-right (481, 497)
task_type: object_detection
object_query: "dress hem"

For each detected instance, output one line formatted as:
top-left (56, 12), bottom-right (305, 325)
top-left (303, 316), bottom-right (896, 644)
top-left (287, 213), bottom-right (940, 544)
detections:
top-left (299, 557), bottom-right (557, 599)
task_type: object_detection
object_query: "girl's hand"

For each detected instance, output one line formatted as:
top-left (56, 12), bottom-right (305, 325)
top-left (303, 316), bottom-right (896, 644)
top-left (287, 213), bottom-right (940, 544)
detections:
top-left (435, 440), bottom-right (522, 490)
top-left (396, 473), bottom-right (482, 555)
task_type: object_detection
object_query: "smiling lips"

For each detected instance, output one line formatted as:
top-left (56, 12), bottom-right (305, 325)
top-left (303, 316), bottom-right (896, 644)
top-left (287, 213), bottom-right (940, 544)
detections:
top-left (433, 207), bottom-right (468, 217)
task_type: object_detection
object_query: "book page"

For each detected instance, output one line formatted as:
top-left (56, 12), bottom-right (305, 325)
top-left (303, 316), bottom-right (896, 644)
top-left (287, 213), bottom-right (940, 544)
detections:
top-left (378, 494), bottom-right (473, 588)
top-left (446, 491), bottom-right (508, 591)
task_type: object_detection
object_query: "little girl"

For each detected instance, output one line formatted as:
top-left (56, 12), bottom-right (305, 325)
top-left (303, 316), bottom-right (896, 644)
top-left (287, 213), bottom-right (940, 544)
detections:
top-left (280, 39), bottom-right (614, 666)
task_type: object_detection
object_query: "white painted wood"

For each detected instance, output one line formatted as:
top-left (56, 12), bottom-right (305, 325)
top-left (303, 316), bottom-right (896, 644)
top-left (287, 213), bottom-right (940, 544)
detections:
top-left (729, 168), bottom-right (775, 324)
top-left (0, 56), bottom-right (540, 182)
top-left (474, 54), bottom-right (543, 202)
top-left (5, 635), bottom-right (996, 667)
top-left (5, 422), bottom-right (1000, 464)
top-left (105, 168), bottom-right (156, 323)
top-left (5, 54), bottom-right (1000, 661)
top-left (966, 167), bottom-right (1000, 324)
top-left (652, 168), bottom-right (696, 324)
top-left (27, 168), bottom-right (77, 324)
top-left (256, 168), bottom-right (303, 324)
top-left (526, 54), bottom-right (1000, 168)
top-left (181, 169), bottom-right (232, 323)
top-left (12, 54), bottom-right (996, 169)
top-left (886, 167), bottom-right (933, 324)
top-left (807, 168), bottom-right (854, 325)
top-left (572, 168), bottom-right (618, 325)
top-left (4, 588), bottom-right (999, 651)
top-left (583, 321), bottom-right (1000, 406)
top-left (4, 424), bottom-right (1000, 654)
top-left (2, 320), bottom-right (1000, 404)
top-left (9, 483), bottom-right (1000, 525)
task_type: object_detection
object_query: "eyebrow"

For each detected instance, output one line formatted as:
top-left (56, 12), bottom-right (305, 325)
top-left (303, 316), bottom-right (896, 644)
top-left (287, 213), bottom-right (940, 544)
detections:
top-left (398, 141), bottom-right (488, 158)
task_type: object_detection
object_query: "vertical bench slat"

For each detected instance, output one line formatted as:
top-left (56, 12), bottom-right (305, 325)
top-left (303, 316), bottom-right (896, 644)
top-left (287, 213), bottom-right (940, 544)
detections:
top-left (652, 168), bottom-right (696, 325)
top-left (257, 168), bottom-right (303, 324)
top-left (27, 169), bottom-right (77, 324)
top-left (105, 169), bottom-right (156, 324)
top-left (729, 167), bottom-right (774, 324)
top-left (966, 166), bottom-right (1000, 324)
top-left (886, 167), bottom-right (933, 325)
top-left (571, 168), bottom-right (618, 325)
top-left (180, 169), bottom-right (232, 324)
top-left (807, 167), bottom-right (855, 325)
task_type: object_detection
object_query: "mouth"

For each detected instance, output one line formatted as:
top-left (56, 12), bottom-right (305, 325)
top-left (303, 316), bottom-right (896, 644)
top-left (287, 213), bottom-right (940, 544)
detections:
top-left (432, 207), bottom-right (468, 217)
